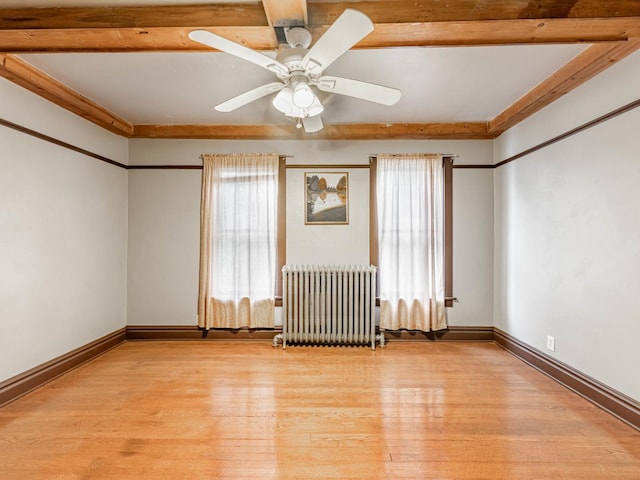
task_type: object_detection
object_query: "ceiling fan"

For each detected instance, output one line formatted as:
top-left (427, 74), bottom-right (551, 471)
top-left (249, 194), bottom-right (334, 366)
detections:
top-left (188, 9), bottom-right (401, 133)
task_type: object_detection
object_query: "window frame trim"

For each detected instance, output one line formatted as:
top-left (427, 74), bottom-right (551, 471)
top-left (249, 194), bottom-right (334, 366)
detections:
top-left (275, 156), bottom-right (286, 306)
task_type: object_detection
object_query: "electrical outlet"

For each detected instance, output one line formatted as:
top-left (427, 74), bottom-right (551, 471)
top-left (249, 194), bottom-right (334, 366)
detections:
top-left (546, 335), bottom-right (555, 352)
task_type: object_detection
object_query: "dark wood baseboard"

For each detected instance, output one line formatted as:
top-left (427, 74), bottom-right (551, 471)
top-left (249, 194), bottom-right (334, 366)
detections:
top-left (0, 327), bottom-right (126, 408)
top-left (384, 326), bottom-right (494, 342)
top-left (125, 325), bottom-right (494, 342)
top-left (125, 325), bottom-right (280, 341)
top-left (494, 328), bottom-right (640, 431)
top-left (3, 324), bottom-right (637, 432)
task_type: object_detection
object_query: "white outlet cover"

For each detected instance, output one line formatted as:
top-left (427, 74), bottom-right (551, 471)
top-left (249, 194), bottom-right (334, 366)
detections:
top-left (546, 335), bottom-right (555, 352)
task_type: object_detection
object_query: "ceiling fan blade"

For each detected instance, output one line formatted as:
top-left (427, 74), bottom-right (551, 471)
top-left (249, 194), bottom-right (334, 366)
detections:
top-left (189, 30), bottom-right (288, 75)
top-left (215, 82), bottom-right (284, 112)
top-left (302, 9), bottom-right (373, 74)
top-left (302, 115), bottom-right (323, 133)
top-left (316, 75), bottom-right (401, 106)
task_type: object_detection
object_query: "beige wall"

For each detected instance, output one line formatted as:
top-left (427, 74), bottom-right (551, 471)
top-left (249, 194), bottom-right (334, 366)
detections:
top-left (493, 51), bottom-right (640, 400)
top-left (286, 167), bottom-right (370, 266)
top-left (127, 169), bottom-right (201, 326)
top-left (0, 78), bottom-right (128, 382)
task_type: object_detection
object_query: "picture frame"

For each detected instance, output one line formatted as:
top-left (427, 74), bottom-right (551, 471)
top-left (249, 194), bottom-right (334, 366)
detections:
top-left (305, 172), bottom-right (349, 225)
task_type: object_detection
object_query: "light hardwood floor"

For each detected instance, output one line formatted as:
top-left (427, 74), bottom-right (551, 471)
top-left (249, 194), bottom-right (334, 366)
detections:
top-left (1, 341), bottom-right (639, 479)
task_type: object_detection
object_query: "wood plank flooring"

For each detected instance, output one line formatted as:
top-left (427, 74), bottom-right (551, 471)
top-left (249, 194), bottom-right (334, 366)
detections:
top-left (0, 341), bottom-right (639, 479)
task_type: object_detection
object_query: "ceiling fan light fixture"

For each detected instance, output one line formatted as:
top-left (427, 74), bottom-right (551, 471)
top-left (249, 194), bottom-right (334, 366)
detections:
top-left (275, 82), bottom-right (323, 119)
top-left (285, 105), bottom-right (305, 118)
top-left (272, 87), bottom-right (293, 114)
top-left (305, 97), bottom-right (324, 117)
top-left (292, 82), bottom-right (316, 108)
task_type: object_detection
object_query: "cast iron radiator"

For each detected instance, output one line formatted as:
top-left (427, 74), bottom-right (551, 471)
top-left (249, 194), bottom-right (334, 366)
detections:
top-left (275, 265), bottom-right (381, 350)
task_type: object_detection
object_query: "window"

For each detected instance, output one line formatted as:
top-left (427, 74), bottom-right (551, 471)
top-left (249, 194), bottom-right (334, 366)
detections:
top-left (211, 168), bottom-right (276, 300)
top-left (369, 154), bottom-right (453, 331)
top-left (197, 154), bottom-right (285, 329)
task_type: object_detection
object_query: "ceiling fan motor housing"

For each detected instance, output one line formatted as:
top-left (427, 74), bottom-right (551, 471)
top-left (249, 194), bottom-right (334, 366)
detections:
top-left (275, 48), bottom-right (307, 79)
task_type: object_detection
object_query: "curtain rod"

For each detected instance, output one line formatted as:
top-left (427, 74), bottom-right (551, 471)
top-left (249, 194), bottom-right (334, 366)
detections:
top-left (198, 154), bottom-right (294, 159)
top-left (369, 154), bottom-right (459, 157)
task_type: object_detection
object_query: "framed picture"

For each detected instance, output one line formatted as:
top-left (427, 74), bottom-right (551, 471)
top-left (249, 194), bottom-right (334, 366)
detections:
top-left (305, 172), bottom-right (349, 225)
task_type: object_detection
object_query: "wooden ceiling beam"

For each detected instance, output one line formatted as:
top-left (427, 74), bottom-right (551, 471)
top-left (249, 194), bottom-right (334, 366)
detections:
top-left (307, 0), bottom-right (640, 24)
top-left (1, 1), bottom-right (639, 31)
top-left (0, 18), bottom-right (638, 53)
top-left (0, 2), bottom-right (639, 52)
top-left (132, 122), bottom-right (497, 140)
top-left (0, 27), bottom-right (276, 54)
top-left (262, 0), bottom-right (308, 27)
top-left (0, 4), bottom-right (268, 29)
top-left (489, 39), bottom-right (640, 135)
top-left (0, 54), bottom-right (133, 136)
top-left (357, 18), bottom-right (640, 48)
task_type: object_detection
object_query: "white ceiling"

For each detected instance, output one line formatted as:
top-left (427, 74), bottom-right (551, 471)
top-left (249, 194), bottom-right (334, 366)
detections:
top-left (19, 43), bottom-right (586, 126)
top-left (1, 0), bottom-right (597, 129)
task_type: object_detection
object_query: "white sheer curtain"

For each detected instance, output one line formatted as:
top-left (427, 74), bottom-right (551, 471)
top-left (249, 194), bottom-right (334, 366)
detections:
top-left (198, 153), bottom-right (279, 329)
top-left (376, 153), bottom-right (447, 332)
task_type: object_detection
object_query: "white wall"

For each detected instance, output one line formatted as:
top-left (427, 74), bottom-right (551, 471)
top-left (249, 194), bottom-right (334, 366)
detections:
top-left (127, 169), bottom-right (201, 325)
top-left (127, 139), bottom-right (494, 326)
top-left (286, 167), bottom-right (370, 266)
top-left (0, 78), bottom-right (129, 382)
top-left (449, 168), bottom-right (494, 326)
top-left (0, 78), bottom-right (128, 164)
top-left (495, 50), bottom-right (640, 161)
top-left (493, 51), bottom-right (640, 400)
